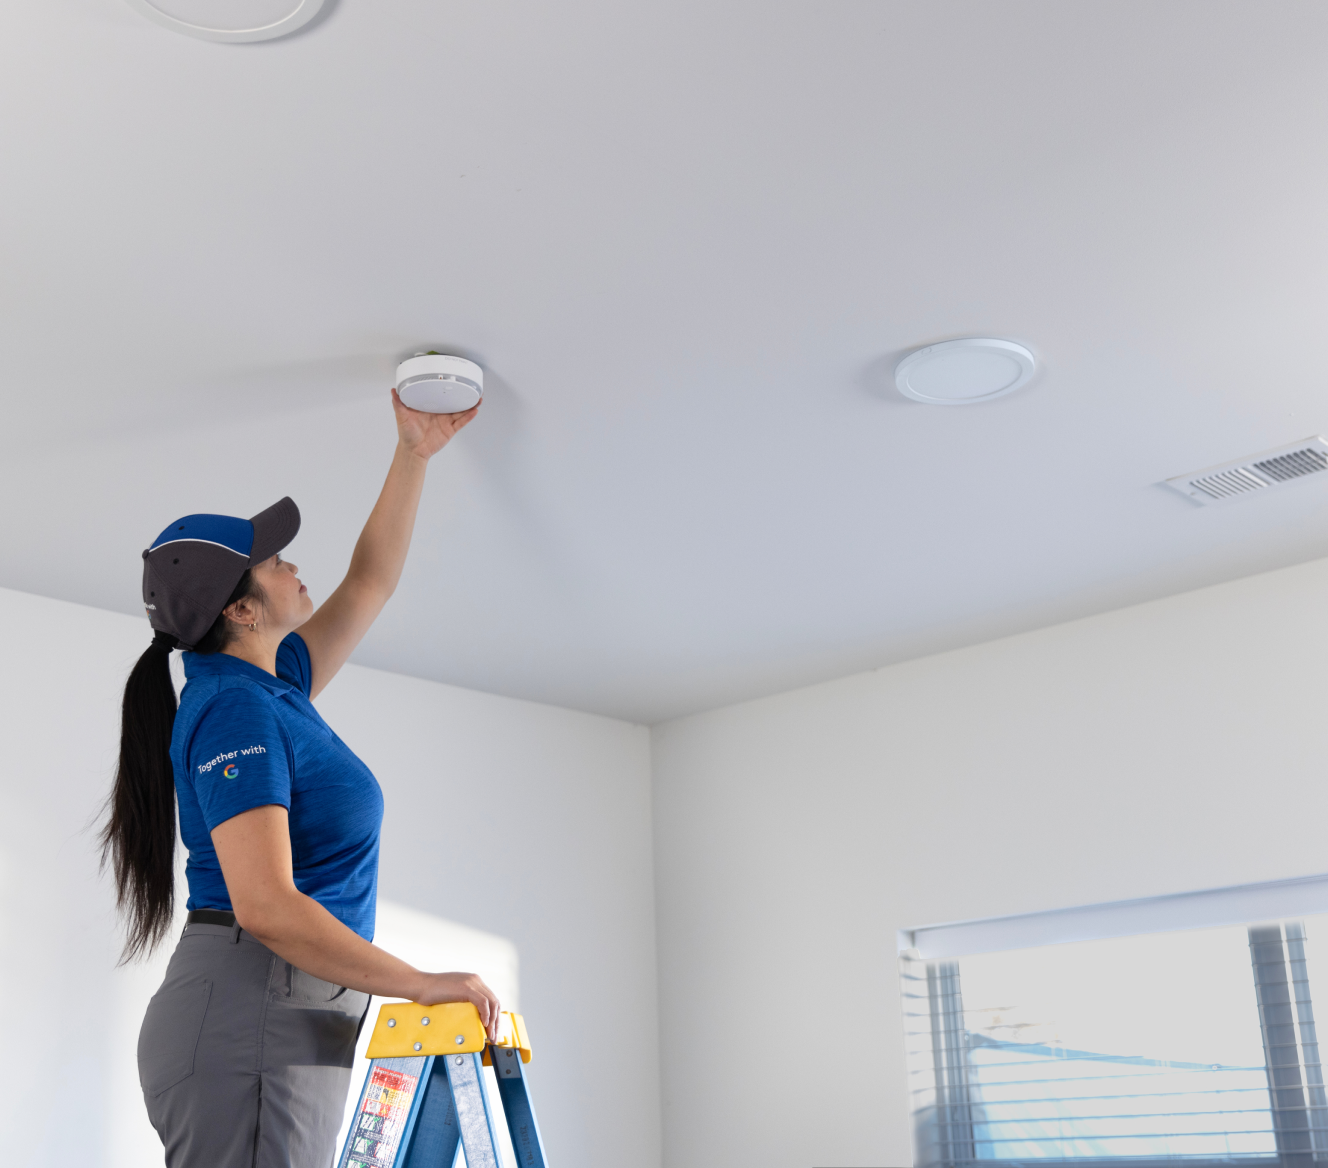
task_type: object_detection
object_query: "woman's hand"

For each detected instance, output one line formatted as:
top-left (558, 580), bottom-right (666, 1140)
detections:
top-left (391, 386), bottom-right (479, 462)
top-left (414, 970), bottom-right (503, 1043)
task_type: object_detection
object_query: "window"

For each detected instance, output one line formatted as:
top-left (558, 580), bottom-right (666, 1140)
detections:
top-left (902, 878), bottom-right (1328, 1167)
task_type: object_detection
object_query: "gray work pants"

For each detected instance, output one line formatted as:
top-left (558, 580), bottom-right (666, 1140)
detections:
top-left (138, 920), bottom-right (370, 1168)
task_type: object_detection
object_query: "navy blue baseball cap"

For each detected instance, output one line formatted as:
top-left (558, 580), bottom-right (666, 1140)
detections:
top-left (141, 497), bottom-right (300, 650)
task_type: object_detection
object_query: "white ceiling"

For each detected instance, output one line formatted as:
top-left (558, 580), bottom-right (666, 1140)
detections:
top-left (7, 0), bottom-right (1328, 723)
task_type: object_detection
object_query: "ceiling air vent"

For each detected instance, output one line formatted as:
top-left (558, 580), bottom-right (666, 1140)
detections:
top-left (1165, 437), bottom-right (1328, 505)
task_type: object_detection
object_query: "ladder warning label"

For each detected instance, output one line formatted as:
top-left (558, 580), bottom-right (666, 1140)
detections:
top-left (342, 1063), bottom-right (421, 1168)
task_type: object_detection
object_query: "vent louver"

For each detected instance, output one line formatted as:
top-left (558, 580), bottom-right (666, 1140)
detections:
top-left (1165, 437), bottom-right (1328, 505)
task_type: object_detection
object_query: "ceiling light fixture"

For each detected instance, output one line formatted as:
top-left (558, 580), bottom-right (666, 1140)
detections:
top-left (395, 353), bottom-right (484, 414)
top-left (894, 338), bottom-right (1037, 405)
top-left (123, 0), bottom-right (323, 43)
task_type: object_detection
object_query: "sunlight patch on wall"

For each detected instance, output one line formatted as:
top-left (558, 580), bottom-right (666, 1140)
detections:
top-left (372, 898), bottom-right (519, 1012)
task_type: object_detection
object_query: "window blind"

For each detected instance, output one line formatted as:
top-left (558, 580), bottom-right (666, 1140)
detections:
top-left (902, 919), bottom-right (1328, 1167)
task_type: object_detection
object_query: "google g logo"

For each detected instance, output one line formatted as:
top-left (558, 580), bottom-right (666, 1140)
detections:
top-left (223, 764), bottom-right (239, 780)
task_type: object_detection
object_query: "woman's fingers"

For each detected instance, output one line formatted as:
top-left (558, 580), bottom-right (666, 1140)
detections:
top-left (476, 985), bottom-right (499, 1042)
top-left (419, 972), bottom-right (501, 1041)
top-left (468, 975), bottom-right (500, 1042)
top-left (388, 386), bottom-right (480, 459)
top-left (438, 406), bottom-right (478, 441)
top-left (475, 993), bottom-right (494, 1041)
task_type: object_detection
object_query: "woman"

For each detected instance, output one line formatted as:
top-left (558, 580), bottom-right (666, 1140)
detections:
top-left (101, 389), bottom-right (499, 1168)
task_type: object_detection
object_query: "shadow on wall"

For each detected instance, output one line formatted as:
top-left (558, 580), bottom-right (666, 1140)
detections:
top-left (106, 900), bottom-right (518, 1168)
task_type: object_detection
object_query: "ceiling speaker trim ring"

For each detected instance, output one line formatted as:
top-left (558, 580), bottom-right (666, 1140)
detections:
top-left (123, 0), bottom-right (324, 43)
top-left (894, 337), bottom-right (1038, 406)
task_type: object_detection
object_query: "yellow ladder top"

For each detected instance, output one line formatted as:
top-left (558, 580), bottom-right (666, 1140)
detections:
top-left (366, 1001), bottom-right (532, 1064)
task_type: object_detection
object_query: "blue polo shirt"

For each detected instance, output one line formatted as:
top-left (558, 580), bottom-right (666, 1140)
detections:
top-left (170, 634), bottom-right (383, 941)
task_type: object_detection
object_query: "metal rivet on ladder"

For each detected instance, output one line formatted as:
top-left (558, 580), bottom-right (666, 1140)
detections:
top-left (455, 1056), bottom-right (464, 1065)
top-left (414, 1042), bottom-right (422, 1051)
top-left (387, 1018), bottom-right (396, 1027)
top-left (421, 1016), bottom-right (430, 1025)
top-left (455, 1034), bottom-right (465, 1045)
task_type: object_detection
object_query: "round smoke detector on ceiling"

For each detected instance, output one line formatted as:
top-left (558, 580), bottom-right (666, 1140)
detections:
top-left (395, 353), bottom-right (484, 415)
top-left (123, 0), bottom-right (323, 43)
top-left (894, 338), bottom-right (1037, 405)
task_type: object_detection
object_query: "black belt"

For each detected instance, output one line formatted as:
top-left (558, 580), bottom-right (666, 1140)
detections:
top-left (187, 909), bottom-right (237, 928)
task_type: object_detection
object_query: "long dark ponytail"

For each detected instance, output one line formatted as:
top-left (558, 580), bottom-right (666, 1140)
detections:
top-left (100, 568), bottom-right (265, 961)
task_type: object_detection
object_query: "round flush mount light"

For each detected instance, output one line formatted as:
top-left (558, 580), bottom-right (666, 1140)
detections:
top-left (395, 353), bottom-right (484, 414)
top-left (894, 338), bottom-right (1037, 405)
top-left (123, 0), bottom-right (323, 43)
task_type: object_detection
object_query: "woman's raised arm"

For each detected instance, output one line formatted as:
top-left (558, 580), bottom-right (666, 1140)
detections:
top-left (299, 389), bottom-right (477, 699)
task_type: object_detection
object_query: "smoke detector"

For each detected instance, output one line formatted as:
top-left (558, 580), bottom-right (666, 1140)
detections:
top-left (395, 353), bottom-right (483, 415)
top-left (123, 0), bottom-right (323, 42)
top-left (895, 338), bottom-right (1037, 405)
top-left (1164, 437), bottom-right (1328, 505)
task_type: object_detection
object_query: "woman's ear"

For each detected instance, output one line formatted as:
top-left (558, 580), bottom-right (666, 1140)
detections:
top-left (224, 597), bottom-right (257, 628)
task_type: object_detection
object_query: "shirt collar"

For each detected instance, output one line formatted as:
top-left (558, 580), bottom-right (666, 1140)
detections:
top-left (182, 650), bottom-right (296, 696)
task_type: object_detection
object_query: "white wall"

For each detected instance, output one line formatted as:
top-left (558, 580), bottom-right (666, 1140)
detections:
top-left (17, 547), bottom-right (1328, 1168)
top-left (317, 658), bottom-right (661, 1167)
top-left (649, 555), bottom-right (1328, 1168)
top-left (0, 586), bottom-right (659, 1168)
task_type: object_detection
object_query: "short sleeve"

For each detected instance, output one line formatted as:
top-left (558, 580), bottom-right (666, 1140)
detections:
top-left (275, 633), bottom-right (312, 697)
top-left (185, 690), bottom-right (293, 832)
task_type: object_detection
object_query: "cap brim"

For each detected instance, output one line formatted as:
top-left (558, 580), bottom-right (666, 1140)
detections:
top-left (248, 497), bottom-right (301, 564)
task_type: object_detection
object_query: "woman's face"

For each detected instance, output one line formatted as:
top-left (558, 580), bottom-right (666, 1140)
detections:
top-left (250, 553), bottom-right (314, 634)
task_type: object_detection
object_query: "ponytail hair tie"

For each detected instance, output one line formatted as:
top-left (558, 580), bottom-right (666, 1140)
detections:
top-left (149, 630), bottom-right (179, 653)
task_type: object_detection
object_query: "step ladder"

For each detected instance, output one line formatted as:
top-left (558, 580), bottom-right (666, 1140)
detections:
top-left (336, 1000), bottom-right (549, 1168)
